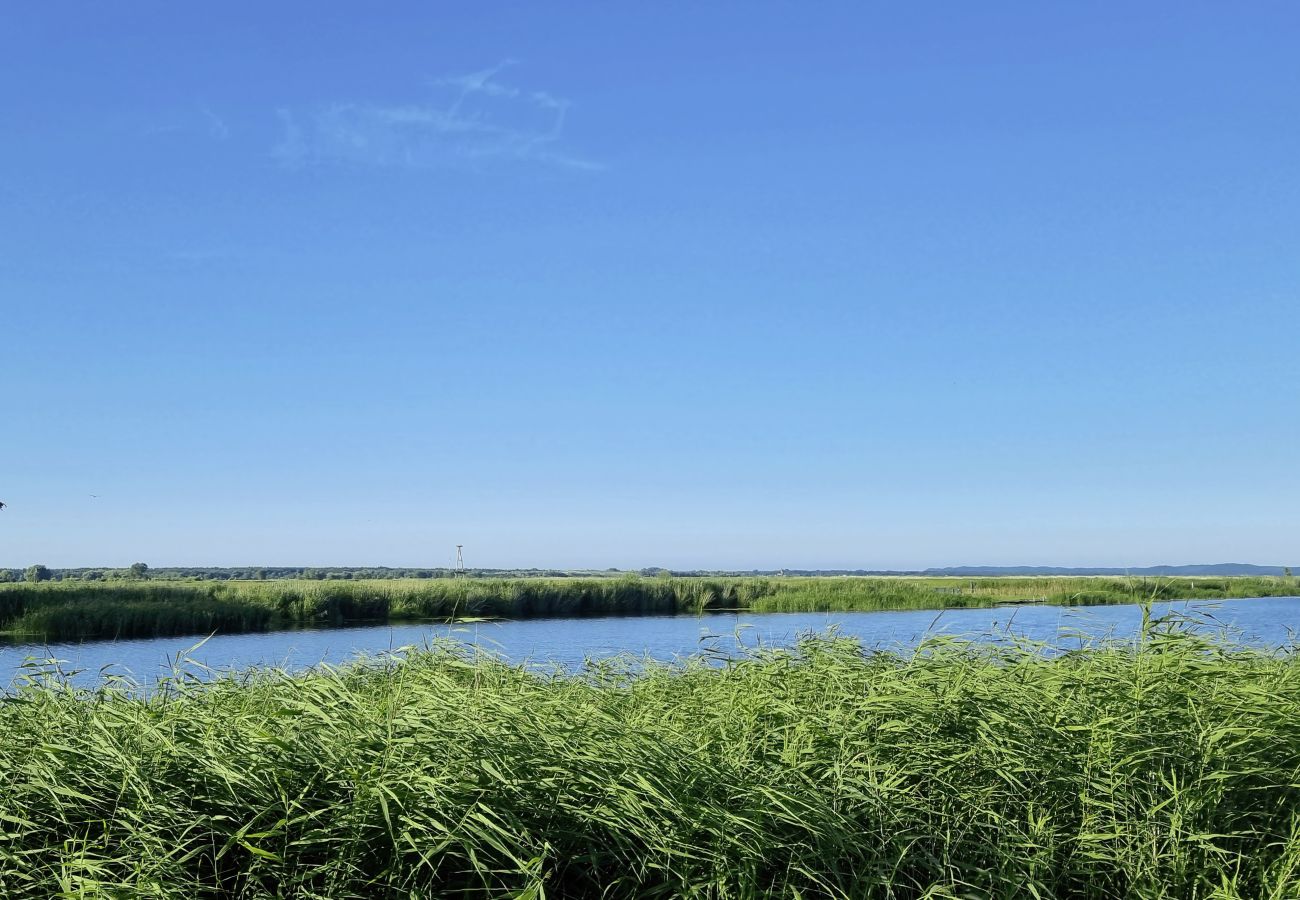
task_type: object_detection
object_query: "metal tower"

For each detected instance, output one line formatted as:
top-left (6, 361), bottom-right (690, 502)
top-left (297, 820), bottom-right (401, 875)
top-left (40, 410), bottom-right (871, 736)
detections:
top-left (454, 545), bottom-right (465, 578)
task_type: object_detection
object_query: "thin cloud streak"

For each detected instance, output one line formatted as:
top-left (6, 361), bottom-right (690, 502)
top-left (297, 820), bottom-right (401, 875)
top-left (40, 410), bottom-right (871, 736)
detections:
top-left (143, 107), bottom-right (231, 141)
top-left (273, 62), bottom-right (601, 172)
top-left (202, 107), bottom-right (230, 140)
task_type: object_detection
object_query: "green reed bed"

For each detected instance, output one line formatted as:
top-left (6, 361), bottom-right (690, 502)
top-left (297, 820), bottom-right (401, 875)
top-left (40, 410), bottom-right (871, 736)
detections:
top-left (0, 583), bottom-right (281, 642)
top-left (2, 626), bottom-right (1299, 898)
top-left (2, 576), bottom-right (1297, 643)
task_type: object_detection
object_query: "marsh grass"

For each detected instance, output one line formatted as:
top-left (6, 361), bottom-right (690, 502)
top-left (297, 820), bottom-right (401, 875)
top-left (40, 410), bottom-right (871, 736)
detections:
top-left (0, 575), bottom-right (1296, 643)
top-left (1, 622), bottom-right (1299, 898)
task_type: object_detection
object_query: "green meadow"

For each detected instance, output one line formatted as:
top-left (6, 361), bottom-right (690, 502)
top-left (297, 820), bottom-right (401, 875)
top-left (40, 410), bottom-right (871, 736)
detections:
top-left (1, 575), bottom-right (1297, 642)
top-left (2, 626), bottom-right (1299, 898)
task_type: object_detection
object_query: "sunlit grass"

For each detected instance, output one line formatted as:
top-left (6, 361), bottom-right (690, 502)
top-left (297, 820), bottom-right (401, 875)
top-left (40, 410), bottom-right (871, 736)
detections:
top-left (2, 622), bottom-right (1299, 897)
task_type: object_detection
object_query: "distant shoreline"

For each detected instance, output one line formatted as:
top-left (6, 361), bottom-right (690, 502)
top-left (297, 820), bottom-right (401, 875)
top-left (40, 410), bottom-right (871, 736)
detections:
top-left (2, 562), bottom-right (1294, 583)
top-left (2, 574), bottom-right (1297, 643)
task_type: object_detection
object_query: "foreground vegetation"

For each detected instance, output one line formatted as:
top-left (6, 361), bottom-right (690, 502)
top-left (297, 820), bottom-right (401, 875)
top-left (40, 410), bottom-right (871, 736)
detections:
top-left (1, 575), bottom-right (1297, 642)
top-left (2, 627), bottom-right (1299, 897)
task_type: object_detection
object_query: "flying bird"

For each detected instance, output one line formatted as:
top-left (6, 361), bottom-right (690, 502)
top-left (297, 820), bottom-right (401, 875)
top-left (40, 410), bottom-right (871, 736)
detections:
top-left (0, 500), bottom-right (6, 510)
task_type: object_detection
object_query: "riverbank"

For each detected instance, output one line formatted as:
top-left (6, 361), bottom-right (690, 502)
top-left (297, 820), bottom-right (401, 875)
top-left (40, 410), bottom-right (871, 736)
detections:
top-left (1, 575), bottom-right (1297, 642)
top-left (2, 630), bottom-right (1297, 898)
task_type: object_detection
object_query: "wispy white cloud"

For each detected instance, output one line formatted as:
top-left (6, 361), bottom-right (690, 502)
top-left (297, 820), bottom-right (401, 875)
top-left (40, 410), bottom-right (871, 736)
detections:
top-left (273, 62), bottom-right (600, 172)
top-left (201, 107), bottom-right (230, 141)
top-left (144, 107), bottom-right (231, 141)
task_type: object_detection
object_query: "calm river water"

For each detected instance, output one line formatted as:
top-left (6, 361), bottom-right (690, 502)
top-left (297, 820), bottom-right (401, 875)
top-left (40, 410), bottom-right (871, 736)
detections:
top-left (3, 596), bottom-right (1299, 690)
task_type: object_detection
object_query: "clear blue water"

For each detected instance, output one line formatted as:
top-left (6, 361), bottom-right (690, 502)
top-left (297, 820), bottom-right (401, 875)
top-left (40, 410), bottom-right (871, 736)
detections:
top-left (4, 596), bottom-right (1298, 690)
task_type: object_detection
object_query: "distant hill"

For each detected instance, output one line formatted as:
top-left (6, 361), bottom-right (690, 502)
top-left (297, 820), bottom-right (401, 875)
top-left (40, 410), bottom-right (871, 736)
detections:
top-left (923, 564), bottom-right (1295, 577)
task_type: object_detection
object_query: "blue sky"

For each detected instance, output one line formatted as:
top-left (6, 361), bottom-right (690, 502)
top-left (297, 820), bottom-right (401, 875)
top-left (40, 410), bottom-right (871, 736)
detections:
top-left (3, 3), bottom-right (1299, 569)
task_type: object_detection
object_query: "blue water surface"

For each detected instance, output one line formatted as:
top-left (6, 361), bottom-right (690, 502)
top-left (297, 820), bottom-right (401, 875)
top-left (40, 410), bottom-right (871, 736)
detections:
top-left (3, 596), bottom-right (1298, 690)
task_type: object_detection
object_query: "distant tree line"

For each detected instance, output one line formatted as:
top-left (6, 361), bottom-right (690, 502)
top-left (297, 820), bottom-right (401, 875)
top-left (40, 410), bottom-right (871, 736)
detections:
top-left (0, 565), bottom-right (607, 583)
top-left (3, 564), bottom-right (1245, 583)
top-left (0, 562), bottom-right (155, 583)
top-left (0, 565), bottom-right (876, 584)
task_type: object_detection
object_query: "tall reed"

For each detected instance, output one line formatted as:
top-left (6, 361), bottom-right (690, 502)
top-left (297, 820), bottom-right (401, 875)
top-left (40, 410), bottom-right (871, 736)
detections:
top-left (1, 626), bottom-right (1298, 897)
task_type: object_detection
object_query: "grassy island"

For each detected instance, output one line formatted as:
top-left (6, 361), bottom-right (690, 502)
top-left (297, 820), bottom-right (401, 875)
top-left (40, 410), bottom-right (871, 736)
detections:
top-left (0, 575), bottom-right (1297, 643)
